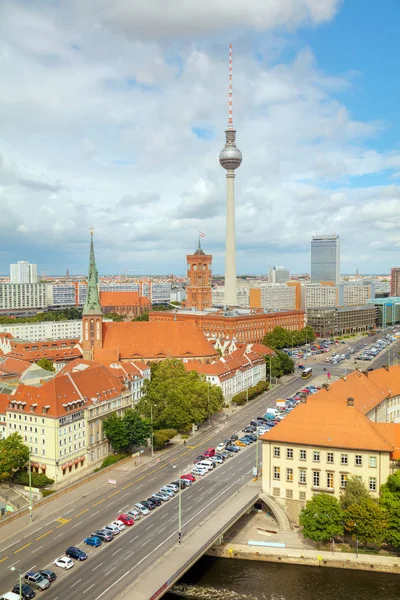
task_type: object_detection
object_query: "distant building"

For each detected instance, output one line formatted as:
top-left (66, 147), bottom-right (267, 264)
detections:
top-left (212, 285), bottom-right (249, 307)
top-left (307, 304), bottom-right (376, 337)
top-left (100, 291), bottom-right (150, 319)
top-left (0, 320), bottom-right (82, 342)
top-left (311, 234), bottom-right (340, 284)
top-left (185, 242), bottom-right (212, 311)
top-left (250, 284), bottom-right (296, 311)
top-left (50, 282), bottom-right (87, 307)
top-left (0, 283), bottom-right (50, 315)
top-left (390, 268), bottom-right (400, 297)
top-left (268, 266), bottom-right (290, 284)
top-left (10, 261), bottom-right (38, 284)
top-left (5, 338), bottom-right (81, 372)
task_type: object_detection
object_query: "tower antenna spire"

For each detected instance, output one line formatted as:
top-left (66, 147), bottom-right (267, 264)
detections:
top-left (228, 43), bottom-right (233, 129)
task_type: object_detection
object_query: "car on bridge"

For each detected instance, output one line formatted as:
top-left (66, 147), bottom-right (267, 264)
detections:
top-left (117, 514), bottom-right (134, 526)
top-left (84, 536), bottom-right (102, 547)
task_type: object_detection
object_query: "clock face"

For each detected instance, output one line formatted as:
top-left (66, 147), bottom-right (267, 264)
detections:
top-left (193, 264), bottom-right (197, 271)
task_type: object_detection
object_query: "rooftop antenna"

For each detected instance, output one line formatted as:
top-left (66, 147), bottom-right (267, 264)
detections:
top-left (228, 43), bottom-right (233, 129)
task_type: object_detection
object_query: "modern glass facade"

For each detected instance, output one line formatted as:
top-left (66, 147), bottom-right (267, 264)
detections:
top-left (311, 235), bottom-right (340, 284)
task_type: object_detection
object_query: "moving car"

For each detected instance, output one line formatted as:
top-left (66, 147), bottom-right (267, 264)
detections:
top-left (53, 556), bottom-right (74, 569)
top-left (65, 547), bottom-right (87, 561)
top-left (84, 536), bottom-right (102, 547)
top-left (12, 584), bottom-right (35, 600)
top-left (24, 573), bottom-right (50, 591)
top-left (117, 514), bottom-right (134, 526)
top-left (37, 570), bottom-right (56, 583)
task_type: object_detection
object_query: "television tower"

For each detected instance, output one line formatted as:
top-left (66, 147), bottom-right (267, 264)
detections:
top-left (219, 44), bottom-right (242, 307)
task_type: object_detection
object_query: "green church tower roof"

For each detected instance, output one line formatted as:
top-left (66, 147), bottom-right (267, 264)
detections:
top-left (83, 231), bottom-right (101, 316)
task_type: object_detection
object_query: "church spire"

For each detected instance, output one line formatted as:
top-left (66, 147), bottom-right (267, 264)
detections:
top-left (83, 231), bottom-right (101, 315)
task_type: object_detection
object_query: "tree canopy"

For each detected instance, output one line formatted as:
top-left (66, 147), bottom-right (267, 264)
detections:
top-left (0, 307), bottom-right (82, 325)
top-left (299, 494), bottom-right (344, 542)
top-left (265, 350), bottom-right (294, 380)
top-left (344, 498), bottom-right (387, 546)
top-left (263, 326), bottom-right (315, 350)
top-left (340, 475), bottom-right (371, 510)
top-left (37, 358), bottom-right (56, 372)
top-left (0, 433), bottom-right (30, 481)
top-left (103, 408), bottom-right (152, 453)
top-left (137, 359), bottom-right (224, 431)
top-left (379, 470), bottom-right (400, 547)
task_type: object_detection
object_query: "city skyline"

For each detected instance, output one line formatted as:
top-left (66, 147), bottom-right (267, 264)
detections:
top-left (2, 2), bottom-right (400, 275)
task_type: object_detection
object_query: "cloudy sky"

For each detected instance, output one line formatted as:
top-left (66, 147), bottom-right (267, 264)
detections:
top-left (1, 0), bottom-right (400, 276)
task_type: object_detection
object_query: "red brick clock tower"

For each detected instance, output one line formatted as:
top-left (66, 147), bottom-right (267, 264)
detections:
top-left (185, 241), bottom-right (212, 311)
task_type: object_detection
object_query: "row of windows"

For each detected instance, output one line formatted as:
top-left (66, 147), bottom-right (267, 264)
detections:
top-left (9, 414), bottom-right (46, 424)
top-left (274, 447), bottom-right (377, 468)
top-left (273, 466), bottom-right (377, 491)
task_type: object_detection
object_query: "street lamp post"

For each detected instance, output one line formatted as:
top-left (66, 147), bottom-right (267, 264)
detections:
top-left (150, 404), bottom-right (154, 459)
top-left (207, 384), bottom-right (211, 426)
top-left (10, 566), bottom-right (22, 600)
top-left (269, 355), bottom-right (272, 387)
top-left (28, 454), bottom-right (33, 523)
top-left (172, 464), bottom-right (182, 545)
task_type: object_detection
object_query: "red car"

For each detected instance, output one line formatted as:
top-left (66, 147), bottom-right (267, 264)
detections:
top-left (181, 473), bottom-right (196, 482)
top-left (300, 389), bottom-right (311, 395)
top-left (117, 514), bottom-right (134, 526)
top-left (204, 448), bottom-right (215, 458)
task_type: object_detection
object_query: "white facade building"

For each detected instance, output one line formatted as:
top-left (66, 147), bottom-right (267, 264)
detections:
top-left (212, 286), bottom-right (249, 307)
top-left (0, 283), bottom-right (49, 313)
top-left (0, 320), bottom-right (82, 342)
top-left (10, 261), bottom-right (38, 284)
top-left (268, 266), bottom-right (290, 284)
top-left (258, 284), bottom-right (296, 310)
top-left (304, 283), bottom-right (375, 310)
top-left (99, 283), bottom-right (140, 293)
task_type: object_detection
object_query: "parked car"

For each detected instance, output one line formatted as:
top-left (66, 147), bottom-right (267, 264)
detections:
top-left (91, 529), bottom-right (114, 542)
top-left (191, 466), bottom-right (207, 476)
top-left (24, 573), bottom-right (50, 591)
top-left (242, 426), bottom-right (255, 433)
top-left (235, 440), bottom-right (246, 447)
top-left (117, 514), bottom-right (134, 526)
top-left (84, 536), bottom-right (102, 547)
top-left (104, 523), bottom-right (121, 536)
top-left (194, 455), bottom-right (205, 464)
top-left (181, 474), bottom-right (196, 482)
top-left (210, 455), bottom-right (223, 464)
top-left (112, 519), bottom-right (126, 531)
top-left (65, 547), bottom-right (87, 561)
top-left (216, 443), bottom-right (226, 452)
top-left (151, 492), bottom-right (170, 502)
top-left (242, 436), bottom-right (255, 443)
top-left (230, 434), bottom-right (239, 441)
top-left (37, 570), bottom-right (56, 583)
top-left (238, 437), bottom-right (251, 445)
top-left (12, 584), bottom-right (35, 600)
top-left (218, 451), bottom-right (230, 459)
top-left (126, 509), bottom-right (142, 520)
top-left (204, 448), bottom-right (215, 458)
top-left (225, 445), bottom-right (239, 453)
top-left (165, 482), bottom-right (179, 492)
top-left (160, 486), bottom-right (175, 497)
top-left (134, 502), bottom-right (150, 515)
top-left (53, 556), bottom-right (74, 569)
top-left (140, 500), bottom-right (156, 510)
top-left (147, 497), bottom-right (161, 507)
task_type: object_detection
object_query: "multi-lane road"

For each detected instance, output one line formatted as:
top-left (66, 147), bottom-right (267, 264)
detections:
top-left (0, 376), bottom-right (304, 600)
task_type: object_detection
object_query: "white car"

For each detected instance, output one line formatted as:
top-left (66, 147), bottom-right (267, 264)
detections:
top-left (216, 443), bottom-right (225, 452)
top-left (160, 486), bottom-right (175, 497)
top-left (104, 523), bottom-right (121, 535)
top-left (192, 466), bottom-right (207, 476)
top-left (134, 502), bottom-right (150, 516)
top-left (53, 556), bottom-right (74, 569)
top-left (112, 520), bottom-right (126, 531)
top-left (210, 455), bottom-right (223, 464)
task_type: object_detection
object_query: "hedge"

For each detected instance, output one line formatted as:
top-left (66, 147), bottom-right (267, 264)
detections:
top-left (100, 453), bottom-right (129, 469)
top-left (12, 471), bottom-right (54, 488)
top-left (232, 381), bottom-right (269, 406)
top-left (153, 429), bottom-right (178, 449)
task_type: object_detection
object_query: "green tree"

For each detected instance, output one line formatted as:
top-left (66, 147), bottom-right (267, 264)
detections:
top-left (265, 350), bottom-right (294, 380)
top-left (138, 359), bottom-right (224, 431)
top-left (103, 410), bottom-right (151, 453)
top-left (379, 470), bottom-right (400, 547)
top-left (340, 475), bottom-right (371, 510)
top-left (299, 494), bottom-right (344, 542)
top-left (37, 358), bottom-right (56, 372)
top-left (0, 433), bottom-right (30, 481)
top-left (263, 326), bottom-right (289, 350)
top-left (105, 312), bottom-right (124, 322)
top-left (344, 498), bottom-right (387, 546)
top-left (133, 312), bottom-right (149, 321)
top-left (153, 428), bottom-right (178, 449)
top-left (275, 350), bottom-right (295, 374)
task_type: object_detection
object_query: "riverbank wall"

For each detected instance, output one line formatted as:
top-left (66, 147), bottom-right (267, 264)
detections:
top-left (207, 543), bottom-right (400, 575)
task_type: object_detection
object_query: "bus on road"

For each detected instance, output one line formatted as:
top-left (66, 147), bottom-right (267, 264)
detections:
top-left (301, 367), bottom-right (312, 380)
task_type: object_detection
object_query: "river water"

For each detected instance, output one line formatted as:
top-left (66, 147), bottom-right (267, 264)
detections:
top-left (165, 556), bottom-right (400, 600)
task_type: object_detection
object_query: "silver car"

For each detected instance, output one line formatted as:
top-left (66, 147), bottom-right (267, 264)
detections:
top-left (126, 509), bottom-right (141, 521)
top-left (160, 486), bottom-right (175, 497)
top-left (134, 502), bottom-right (150, 516)
top-left (152, 491), bottom-right (170, 502)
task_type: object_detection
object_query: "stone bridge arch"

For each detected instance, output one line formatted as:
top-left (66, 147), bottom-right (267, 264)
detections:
top-left (258, 493), bottom-right (291, 530)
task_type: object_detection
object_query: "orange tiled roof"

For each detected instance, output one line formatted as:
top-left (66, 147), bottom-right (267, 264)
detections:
top-left (100, 292), bottom-right (150, 308)
top-left (366, 365), bottom-right (400, 399)
top-left (0, 333), bottom-right (13, 339)
top-left (247, 343), bottom-right (275, 356)
top-left (0, 357), bottom-right (32, 376)
top-left (184, 347), bottom-right (265, 381)
top-left (261, 393), bottom-right (396, 453)
top-left (371, 422), bottom-right (400, 460)
top-left (94, 321), bottom-right (218, 362)
top-left (8, 338), bottom-right (81, 363)
top-left (5, 363), bottom-right (127, 418)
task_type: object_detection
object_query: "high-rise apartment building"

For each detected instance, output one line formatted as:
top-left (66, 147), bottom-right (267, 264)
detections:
top-left (268, 266), bottom-right (290, 284)
top-left (390, 268), bottom-right (400, 296)
top-left (10, 261), bottom-right (38, 284)
top-left (311, 234), bottom-right (340, 284)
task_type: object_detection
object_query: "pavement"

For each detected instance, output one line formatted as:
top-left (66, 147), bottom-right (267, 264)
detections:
top-left (0, 374), bottom-right (305, 600)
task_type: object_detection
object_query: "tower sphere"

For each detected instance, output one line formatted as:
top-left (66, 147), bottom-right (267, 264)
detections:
top-left (219, 144), bottom-right (242, 170)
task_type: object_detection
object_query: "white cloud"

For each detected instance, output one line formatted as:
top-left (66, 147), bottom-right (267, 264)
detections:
top-left (0, 0), bottom-right (399, 275)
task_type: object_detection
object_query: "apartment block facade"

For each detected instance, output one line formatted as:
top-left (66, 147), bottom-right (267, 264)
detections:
top-left (0, 283), bottom-right (50, 314)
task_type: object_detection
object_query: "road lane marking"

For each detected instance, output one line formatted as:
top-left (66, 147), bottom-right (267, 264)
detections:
top-left (122, 482), bottom-right (134, 490)
top-left (124, 551), bottom-right (134, 560)
top-left (105, 567), bottom-right (116, 575)
top-left (33, 546), bottom-right (43, 553)
top-left (121, 492), bottom-right (130, 498)
top-left (90, 511), bottom-right (99, 517)
top-left (72, 521), bottom-right (82, 528)
top-left (130, 535), bottom-right (139, 543)
top-left (145, 523), bottom-right (155, 531)
top-left (158, 526), bottom-right (166, 533)
top-left (54, 533), bottom-right (64, 539)
top-left (76, 508), bottom-right (89, 517)
top-left (108, 490), bottom-right (120, 498)
top-left (3, 540), bottom-right (21, 551)
top-left (111, 548), bottom-right (122, 556)
top-left (27, 564), bottom-right (36, 571)
top-left (9, 560), bottom-right (20, 567)
top-left (92, 499), bottom-right (105, 507)
top-left (83, 584), bottom-right (95, 594)
top-left (36, 530), bottom-right (52, 541)
top-left (56, 517), bottom-right (71, 525)
top-left (118, 505), bottom-right (128, 512)
top-left (15, 543), bottom-right (31, 553)
top-left (92, 562), bottom-right (103, 571)
top-left (64, 509), bottom-right (74, 515)
top-left (0, 556), bottom-right (8, 563)
top-left (142, 539), bottom-right (150, 546)
top-left (71, 579), bottom-right (82, 588)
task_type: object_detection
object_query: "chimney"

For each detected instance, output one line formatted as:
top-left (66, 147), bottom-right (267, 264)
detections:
top-left (300, 394), bottom-right (307, 404)
top-left (347, 397), bottom-right (355, 407)
top-left (322, 383), bottom-right (329, 391)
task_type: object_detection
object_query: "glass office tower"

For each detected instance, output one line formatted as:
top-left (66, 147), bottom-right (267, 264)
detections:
top-left (311, 234), bottom-right (340, 284)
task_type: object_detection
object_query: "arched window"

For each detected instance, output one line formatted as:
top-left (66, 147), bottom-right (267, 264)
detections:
top-left (90, 319), bottom-right (95, 338)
